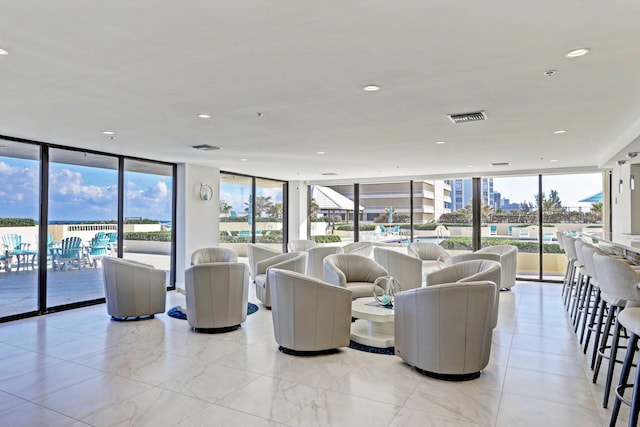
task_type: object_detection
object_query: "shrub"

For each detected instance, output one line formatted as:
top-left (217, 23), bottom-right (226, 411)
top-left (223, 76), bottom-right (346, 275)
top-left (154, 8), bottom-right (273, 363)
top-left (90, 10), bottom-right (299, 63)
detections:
top-left (439, 237), bottom-right (564, 254)
top-left (124, 218), bottom-right (160, 224)
top-left (123, 231), bottom-right (172, 242)
top-left (311, 235), bottom-right (342, 243)
top-left (0, 218), bottom-right (36, 227)
top-left (336, 224), bottom-right (375, 231)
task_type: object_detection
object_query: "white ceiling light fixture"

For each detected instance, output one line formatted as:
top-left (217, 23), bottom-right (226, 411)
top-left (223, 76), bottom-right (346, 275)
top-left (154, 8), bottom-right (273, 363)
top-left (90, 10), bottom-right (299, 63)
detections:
top-left (565, 48), bottom-right (590, 58)
top-left (0, 48), bottom-right (8, 56)
top-left (436, 141), bottom-right (447, 145)
top-left (317, 151), bottom-right (326, 155)
top-left (240, 158), bottom-right (248, 162)
top-left (102, 131), bottom-right (115, 135)
top-left (491, 162), bottom-right (510, 167)
top-left (363, 85), bottom-right (380, 92)
top-left (553, 130), bottom-right (566, 134)
top-left (544, 70), bottom-right (557, 76)
top-left (197, 113), bottom-right (211, 119)
top-left (549, 159), bottom-right (558, 163)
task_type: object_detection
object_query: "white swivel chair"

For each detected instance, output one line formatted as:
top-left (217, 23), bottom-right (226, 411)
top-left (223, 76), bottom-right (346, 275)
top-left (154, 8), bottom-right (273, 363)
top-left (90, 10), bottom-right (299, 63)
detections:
top-left (323, 253), bottom-right (388, 299)
top-left (342, 241), bottom-right (373, 257)
top-left (185, 262), bottom-right (249, 332)
top-left (305, 246), bottom-right (344, 280)
top-left (395, 280), bottom-right (497, 381)
top-left (407, 242), bottom-right (451, 274)
top-left (102, 257), bottom-right (167, 320)
top-left (191, 247), bottom-right (238, 265)
top-left (444, 244), bottom-right (517, 290)
top-left (254, 251), bottom-right (308, 308)
top-left (373, 247), bottom-right (423, 291)
top-left (427, 259), bottom-right (501, 328)
top-left (287, 239), bottom-right (319, 252)
top-left (247, 243), bottom-right (281, 281)
top-left (269, 268), bottom-right (352, 354)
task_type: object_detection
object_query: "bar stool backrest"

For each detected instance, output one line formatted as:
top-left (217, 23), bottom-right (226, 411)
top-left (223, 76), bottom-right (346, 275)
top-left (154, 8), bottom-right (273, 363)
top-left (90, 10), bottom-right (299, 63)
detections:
top-left (593, 253), bottom-right (640, 303)
top-left (581, 244), bottom-right (603, 286)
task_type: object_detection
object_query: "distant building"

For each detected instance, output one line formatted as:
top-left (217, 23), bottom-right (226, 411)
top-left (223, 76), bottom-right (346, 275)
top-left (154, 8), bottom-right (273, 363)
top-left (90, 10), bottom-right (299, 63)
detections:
top-left (329, 180), bottom-right (452, 223)
top-left (450, 178), bottom-right (494, 210)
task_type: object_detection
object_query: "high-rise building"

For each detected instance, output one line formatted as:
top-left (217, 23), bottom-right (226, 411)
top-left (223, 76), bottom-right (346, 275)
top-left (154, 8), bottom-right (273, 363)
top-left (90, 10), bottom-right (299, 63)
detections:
top-left (450, 178), bottom-right (495, 210)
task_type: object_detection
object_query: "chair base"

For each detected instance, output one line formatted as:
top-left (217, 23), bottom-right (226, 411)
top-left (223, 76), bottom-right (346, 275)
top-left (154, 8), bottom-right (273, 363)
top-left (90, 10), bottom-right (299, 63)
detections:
top-left (111, 314), bottom-right (155, 321)
top-left (415, 366), bottom-right (482, 381)
top-left (192, 324), bottom-right (240, 334)
top-left (278, 346), bottom-right (339, 357)
top-left (500, 288), bottom-right (512, 292)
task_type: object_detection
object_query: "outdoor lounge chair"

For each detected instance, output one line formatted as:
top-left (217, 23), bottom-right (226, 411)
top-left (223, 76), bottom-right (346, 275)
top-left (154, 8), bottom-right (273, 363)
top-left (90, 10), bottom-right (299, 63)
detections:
top-left (2, 233), bottom-right (38, 270)
top-left (88, 236), bottom-right (110, 267)
top-left (50, 236), bottom-right (83, 271)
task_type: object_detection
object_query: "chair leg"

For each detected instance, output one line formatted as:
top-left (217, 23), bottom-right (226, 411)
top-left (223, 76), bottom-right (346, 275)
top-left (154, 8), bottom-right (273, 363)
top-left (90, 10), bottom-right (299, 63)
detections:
top-left (611, 333), bottom-right (638, 427)
top-left (629, 346), bottom-right (640, 427)
top-left (594, 303), bottom-right (615, 383)
top-left (579, 280), bottom-right (593, 343)
top-left (603, 307), bottom-right (622, 408)
top-left (584, 289), bottom-right (601, 353)
top-left (592, 300), bottom-right (608, 370)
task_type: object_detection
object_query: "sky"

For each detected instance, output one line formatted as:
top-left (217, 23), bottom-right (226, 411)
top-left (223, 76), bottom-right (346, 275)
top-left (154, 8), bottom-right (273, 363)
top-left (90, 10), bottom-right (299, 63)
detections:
top-left (219, 182), bottom-right (283, 216)
top-left (0, 158), bottom-right (173, 221)
top-left (492, 173), bottom-right (603, 207)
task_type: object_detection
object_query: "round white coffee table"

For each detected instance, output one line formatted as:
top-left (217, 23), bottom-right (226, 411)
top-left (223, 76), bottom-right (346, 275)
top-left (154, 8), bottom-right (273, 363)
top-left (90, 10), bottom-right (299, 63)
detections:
top-left (351, 297), bottom-right (395, 348)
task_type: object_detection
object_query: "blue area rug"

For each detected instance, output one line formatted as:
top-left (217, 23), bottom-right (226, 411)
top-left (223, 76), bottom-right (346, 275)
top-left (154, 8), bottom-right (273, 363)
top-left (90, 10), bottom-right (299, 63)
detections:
top-left (348, 340), bottom-right (395, 355)
top-left (167, 303), bottom-right (258, 320)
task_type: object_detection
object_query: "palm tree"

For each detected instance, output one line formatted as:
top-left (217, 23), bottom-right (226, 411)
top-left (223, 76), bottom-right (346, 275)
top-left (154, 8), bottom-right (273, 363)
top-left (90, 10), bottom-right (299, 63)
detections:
top-left (219, 200), bottom-right (232, 216)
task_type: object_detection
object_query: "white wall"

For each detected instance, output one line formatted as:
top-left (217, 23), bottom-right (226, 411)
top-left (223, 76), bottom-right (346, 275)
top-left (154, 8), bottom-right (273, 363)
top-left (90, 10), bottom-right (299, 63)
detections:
top-left (288, 181), bottom-right (308, 241)
top-left (175, 164), bottom-right (220, 287)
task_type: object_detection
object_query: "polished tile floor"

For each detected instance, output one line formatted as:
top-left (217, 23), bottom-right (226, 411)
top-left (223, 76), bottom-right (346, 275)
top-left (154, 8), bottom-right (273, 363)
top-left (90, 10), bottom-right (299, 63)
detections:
top-left (0, 281), bottom-right (626, 426)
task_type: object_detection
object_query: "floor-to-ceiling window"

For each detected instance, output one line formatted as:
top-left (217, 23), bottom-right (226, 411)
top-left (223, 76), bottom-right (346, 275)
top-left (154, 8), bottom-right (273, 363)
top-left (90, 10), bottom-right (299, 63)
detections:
top-left (359, 182), bottom-right (411, 243)
top-left (123, 159), bottom-right (174, 285)
top-left (309, 184), bottom-right (356, 246)
top-left (219, 172), bottom-right (286, 253)
top-left (0, 137), bottom-right (176, 323)
top-left (0, 141), bottom-right (40, 318)
top-left (47, 149), bottom-right (118, 307)
top-left (255, 178), bottom-right (285, 247)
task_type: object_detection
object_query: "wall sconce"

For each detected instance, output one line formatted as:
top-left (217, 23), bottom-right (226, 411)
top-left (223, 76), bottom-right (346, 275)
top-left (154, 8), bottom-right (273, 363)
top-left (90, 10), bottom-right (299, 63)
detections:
top-left (618, 160), bottom-right (626, 193)
top-left (631, 174), bottom-right (636, 191)
top-left (199, 183), bottom-right (213, 201)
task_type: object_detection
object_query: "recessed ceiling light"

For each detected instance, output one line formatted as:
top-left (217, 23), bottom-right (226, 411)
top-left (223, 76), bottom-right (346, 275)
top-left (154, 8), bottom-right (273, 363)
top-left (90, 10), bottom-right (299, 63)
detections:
top-left (363, 85), bottom-right (380, 92)
top-left (197, 114), bottom-right (211, 119)
top-left (102, 131), bottom-right (115, 135)
top-left (553, 130), bottom-right (566, 134)
top-left (565, 48), bottom-right (590, 58)
top-left (436, 141), bottom-right (447, 145)
top-left (467, 165), bottom-right (474, 168)
top-left (550, 159), bottom-right (559, 163)
top-left (544, 70), bottom-right (557, 76)
top-left (317, 151), bottom-right (326, 155)
top-left (0, 48), bottom-right (8, 56)
top-left (240, 158), bottom-right (248, 162)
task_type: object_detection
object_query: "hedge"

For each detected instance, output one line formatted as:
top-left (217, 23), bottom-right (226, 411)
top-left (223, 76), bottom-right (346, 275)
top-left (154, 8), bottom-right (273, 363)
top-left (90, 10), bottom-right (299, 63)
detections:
top-left (336, 224), bottom-right (375, 231)
top-left (311, 235), bottom-right (342, 243)
top-left (0, 218), bottom-right (36, 227)
top-left (123, 231), bottom-right (172, 242)
top-left (439, 237), bottom-right (564, 254)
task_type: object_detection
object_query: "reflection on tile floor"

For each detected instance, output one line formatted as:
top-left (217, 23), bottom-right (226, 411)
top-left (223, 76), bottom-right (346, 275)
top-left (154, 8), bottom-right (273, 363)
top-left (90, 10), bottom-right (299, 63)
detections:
top-left (0, 282), bottom-right (621, 426)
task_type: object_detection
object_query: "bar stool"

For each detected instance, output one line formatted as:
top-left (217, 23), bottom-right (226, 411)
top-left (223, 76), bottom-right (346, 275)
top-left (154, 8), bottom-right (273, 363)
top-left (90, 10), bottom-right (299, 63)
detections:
top-left (580, 244), bottom-right (604, 354)
top-left (571, 239), bottom-right (589, 329)
top-left (561, 235), bottom-right (579, 311)
top-left (593, 252), bottom-right (640, 408)
top-left (611, 306), bottom-right (640, 426)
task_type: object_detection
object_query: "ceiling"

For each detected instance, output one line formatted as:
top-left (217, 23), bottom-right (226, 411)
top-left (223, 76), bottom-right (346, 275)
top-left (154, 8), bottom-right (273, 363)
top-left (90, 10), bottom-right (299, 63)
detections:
top-left (1, 1), bottom-right (640, 183)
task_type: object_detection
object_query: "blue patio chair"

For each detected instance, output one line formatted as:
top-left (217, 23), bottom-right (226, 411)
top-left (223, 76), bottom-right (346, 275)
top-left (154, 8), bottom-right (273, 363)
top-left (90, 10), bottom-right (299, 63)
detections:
top-left (106, 232), bottom-right (117, 255)
top-left (507, 226), bottom-right (514, 236)
top-left (490, 225), bottom-right (497, 235)
top-left (392, 225), bottom-right (400, 235)
top-left (2, 233), bottom-right (38, 270)
top-left (0, 249), bottom-right (9, 271)
top-left (50, 236), bottom-right (83, 271)
top-left (238, 231), bottom-right (251, 238)
top-left (88, 237), bottom-right (110, 267)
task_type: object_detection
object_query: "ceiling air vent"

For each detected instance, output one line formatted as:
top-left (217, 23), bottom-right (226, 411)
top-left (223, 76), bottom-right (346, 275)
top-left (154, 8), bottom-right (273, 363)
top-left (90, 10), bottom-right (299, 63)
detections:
top-left (190, 144), bottom-right (220, 151)
top-left (448, 111), bottom-right (487, 124)
top-left (491, 162), bottom-right (510, 167)
top-left (321, 172), bottom-right (338, 176)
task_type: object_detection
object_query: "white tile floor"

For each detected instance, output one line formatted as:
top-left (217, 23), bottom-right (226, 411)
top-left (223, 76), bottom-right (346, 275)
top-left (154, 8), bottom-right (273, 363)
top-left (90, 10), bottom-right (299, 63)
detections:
top-left (0, 282), bottom-right (627, 426)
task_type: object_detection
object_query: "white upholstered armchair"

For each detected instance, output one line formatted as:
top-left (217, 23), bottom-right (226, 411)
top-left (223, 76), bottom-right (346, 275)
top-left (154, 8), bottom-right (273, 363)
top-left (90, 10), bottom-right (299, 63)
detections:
top-left (287, 239), bottom-right (319, 252)
top-left (444, 244), bottom-right (517, 290)
top-left (185, 262), bottom-right (249, 332)
top-left (191, 247), bottom-right (238, 265)
top-left (323, 254), bottom-right (388, 299)
top-left (268, 268), bottom-right (352, 354)
top-left (102, 257), bottom-right (167, 320)
top-left (407, 242), bottom-right (451, 274)
top-left (305, 246), bottom-right (344, 280)
top-left (373, 247), bottom-right (423, 291)
top-left (426, 259), bottom-right (501, 328)
top-left (254, 251), bottom-right (308, 308)
top-left (394, 280), bottom-right (497, 381)
top-left (247, 243), bottom-right (281, 280)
